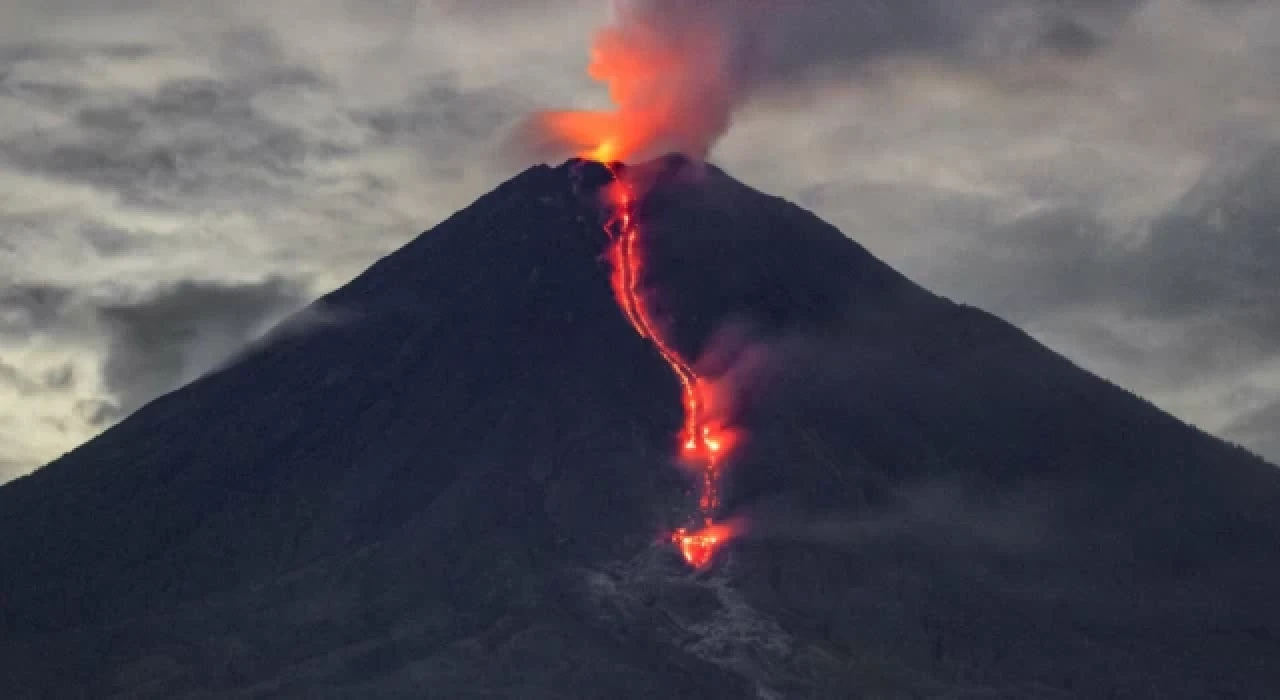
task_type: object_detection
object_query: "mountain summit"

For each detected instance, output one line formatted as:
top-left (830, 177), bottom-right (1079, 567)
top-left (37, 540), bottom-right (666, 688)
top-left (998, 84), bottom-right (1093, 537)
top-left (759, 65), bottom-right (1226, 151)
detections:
top-left (2, 156), bottom-right (1278, 698)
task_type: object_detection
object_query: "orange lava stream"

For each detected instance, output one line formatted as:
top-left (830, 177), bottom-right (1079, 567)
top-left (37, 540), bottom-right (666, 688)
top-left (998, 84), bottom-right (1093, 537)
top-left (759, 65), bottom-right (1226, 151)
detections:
top-left (599, 163), bottom-right (737, 568)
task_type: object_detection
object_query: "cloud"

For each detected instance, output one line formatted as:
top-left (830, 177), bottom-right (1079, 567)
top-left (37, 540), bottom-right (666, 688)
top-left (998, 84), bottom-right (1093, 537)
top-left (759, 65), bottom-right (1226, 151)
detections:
top-left (41, 363), bottom-right (76, 390)
top-left (0, 0), bottom-right (1278, 480)
top-left (0, 284), bottom-right (75, 337)
top-left (0, 359), bottom-right (43, 395)
top-left (520, 0), bottom-right (1155, 160)
top-left (912, 143), bottom-right (1280, 460)
top-left (929, 207), bottom-right (1121, 321)
top-left (0, 358), bottom-right (71, 396)
top-left (0, 275), bottom-right (309, 477)
top-left (1226, 400), bottom-right (1280, 461)
top-left (0, 4), bottom-right (545, 479)
top-left (94, 276), bottom-right (308, 416)
top-left (1007, 145), bottom-right (1280, 354)
top-left (1137, 148), bottom-right (1280, 340)
top-left (0, 71), bottom-right (336, 211)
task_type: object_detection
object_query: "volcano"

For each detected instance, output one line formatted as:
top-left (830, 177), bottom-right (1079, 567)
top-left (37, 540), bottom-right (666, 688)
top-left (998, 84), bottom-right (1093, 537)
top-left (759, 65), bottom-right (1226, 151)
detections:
top-left (2, 156), bottom-right (1279, 698)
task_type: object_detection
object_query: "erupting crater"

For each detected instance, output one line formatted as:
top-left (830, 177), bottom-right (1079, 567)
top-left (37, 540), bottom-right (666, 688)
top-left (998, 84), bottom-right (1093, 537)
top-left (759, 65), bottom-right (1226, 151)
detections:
top-left (595, 160), bottom-right (741, 569)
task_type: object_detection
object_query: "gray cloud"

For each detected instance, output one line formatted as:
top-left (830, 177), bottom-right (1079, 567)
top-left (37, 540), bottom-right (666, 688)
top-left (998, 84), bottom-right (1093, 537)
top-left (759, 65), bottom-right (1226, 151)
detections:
top-left (520, 0), bottom-right (1213, 159)
top-left (1226, 400), bottom-right (1280, 461)
top-left (0, 359), bottom-right (42, 395)
top-left (0, 360), bottom-right (75, 395)
top-left (0, 284), bottom-right (75, 337)
top-left (934, 208), bottom-right (1120, 321)
top-left (727, 0), bottom-right (1140, 70)
top-left (41, 363), bottom-right (76, 390)
top-left (78, 224), bottom-right (146, 257)
top-left (74, 398), bottom-right (118, 428)
top-left (913, 142), bottom-right (1280, 460)
top-left (1138, 149), bottom-right (1280, 334)
top-left (95, 276), bottom-right (308, 417)
top-left (469, 0), bottom-right (1147, 65)
top-left (356, 81), bottom-right (532, 180)
top-left (1065, 147), bottom-right (1276, 351)
top-left (0, 4), bottom-right (543, 478)
top-left (930, 143), bottom-right (1280, 322)
top-left (2, 72), bottom-right (335, 211)
top-left (0, 0), bottom-right (1278, 479)
top-left (2, 275), bottom-right (309, 432)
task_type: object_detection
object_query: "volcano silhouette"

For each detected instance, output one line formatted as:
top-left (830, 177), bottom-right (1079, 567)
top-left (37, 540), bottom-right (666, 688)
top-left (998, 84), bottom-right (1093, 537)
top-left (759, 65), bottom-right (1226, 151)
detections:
top-left (2, 156), bottom-right (1279, 699)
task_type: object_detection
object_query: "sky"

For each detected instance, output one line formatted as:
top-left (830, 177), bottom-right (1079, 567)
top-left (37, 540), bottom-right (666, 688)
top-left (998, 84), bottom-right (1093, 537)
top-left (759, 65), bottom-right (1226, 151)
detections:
top-left (0, 0), bottom-right (1277, 481)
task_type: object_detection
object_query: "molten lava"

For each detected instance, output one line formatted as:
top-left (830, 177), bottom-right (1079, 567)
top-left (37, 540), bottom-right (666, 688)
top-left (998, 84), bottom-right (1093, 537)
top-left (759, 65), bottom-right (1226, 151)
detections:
top-left (599, 163), bottom-right (739, 568)
top-left (671, 521), bottom-right (738, 570)
top-left (550, 4), bottom-right (745, 567)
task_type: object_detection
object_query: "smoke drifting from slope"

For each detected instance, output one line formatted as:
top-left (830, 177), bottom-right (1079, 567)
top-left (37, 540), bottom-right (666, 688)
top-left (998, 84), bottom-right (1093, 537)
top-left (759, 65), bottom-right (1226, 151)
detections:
top-left (520, 0), bottom-right (1139, 162)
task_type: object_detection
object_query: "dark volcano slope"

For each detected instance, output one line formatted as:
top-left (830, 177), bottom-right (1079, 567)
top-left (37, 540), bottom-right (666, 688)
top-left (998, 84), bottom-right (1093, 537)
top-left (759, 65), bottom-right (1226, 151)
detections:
top-left (2, 156), bottom-right (1278, 698)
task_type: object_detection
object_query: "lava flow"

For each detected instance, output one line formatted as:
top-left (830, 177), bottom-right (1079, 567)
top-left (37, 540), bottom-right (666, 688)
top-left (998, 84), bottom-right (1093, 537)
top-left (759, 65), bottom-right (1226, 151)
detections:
top-left (598, 163), bottom-right (739, 569)
top-left (537, 1), bottom-right (743, 568)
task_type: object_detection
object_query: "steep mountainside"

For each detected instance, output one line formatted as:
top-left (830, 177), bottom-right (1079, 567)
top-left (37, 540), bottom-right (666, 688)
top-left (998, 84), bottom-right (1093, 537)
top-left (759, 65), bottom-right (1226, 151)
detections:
top-left (1, 156), bottom-right (1278, 699)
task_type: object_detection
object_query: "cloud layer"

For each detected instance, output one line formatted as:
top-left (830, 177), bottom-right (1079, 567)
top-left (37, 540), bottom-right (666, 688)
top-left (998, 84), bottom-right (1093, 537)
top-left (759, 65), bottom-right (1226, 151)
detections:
top-left (0, 0), bottom-right (1278, 479)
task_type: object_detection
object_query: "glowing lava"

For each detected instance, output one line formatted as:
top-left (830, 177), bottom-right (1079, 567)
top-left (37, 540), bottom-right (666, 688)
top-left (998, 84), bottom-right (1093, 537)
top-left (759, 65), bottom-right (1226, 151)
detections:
top-left (671, 521), bottom-right (737, 570)
top-left (598, 162), bottom-right (739, 569)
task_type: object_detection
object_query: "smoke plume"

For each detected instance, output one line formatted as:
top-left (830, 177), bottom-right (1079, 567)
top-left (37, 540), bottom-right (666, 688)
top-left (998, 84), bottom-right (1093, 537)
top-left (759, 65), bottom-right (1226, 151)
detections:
top-left (520, 0), bottom-right (1142, 162)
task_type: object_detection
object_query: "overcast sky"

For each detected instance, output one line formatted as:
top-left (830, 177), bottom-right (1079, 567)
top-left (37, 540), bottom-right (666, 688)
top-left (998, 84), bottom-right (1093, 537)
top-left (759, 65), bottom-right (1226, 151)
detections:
top-left (1, 0), bottom-right (1277, 481)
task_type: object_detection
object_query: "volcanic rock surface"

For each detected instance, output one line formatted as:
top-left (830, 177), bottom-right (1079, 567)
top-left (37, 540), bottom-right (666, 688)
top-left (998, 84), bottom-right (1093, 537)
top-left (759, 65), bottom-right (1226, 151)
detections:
top-left (2, 156), bottom-right (1278, 698)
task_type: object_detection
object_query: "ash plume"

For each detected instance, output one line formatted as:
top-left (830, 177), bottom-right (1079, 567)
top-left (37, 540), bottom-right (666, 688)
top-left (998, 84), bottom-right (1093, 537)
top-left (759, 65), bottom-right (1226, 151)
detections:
top-left (519, 0), bottom-right (1147, 162)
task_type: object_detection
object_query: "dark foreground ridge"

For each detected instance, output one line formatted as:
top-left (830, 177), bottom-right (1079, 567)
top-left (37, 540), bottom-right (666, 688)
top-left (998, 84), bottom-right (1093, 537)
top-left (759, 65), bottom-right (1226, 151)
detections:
top-left (2, 156), bottom-right (1278, 698)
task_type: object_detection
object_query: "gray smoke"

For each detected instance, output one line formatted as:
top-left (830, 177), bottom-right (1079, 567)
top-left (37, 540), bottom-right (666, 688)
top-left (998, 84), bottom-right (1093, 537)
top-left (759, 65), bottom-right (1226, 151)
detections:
top-left (522, 0), bottom-right (1157, 160)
